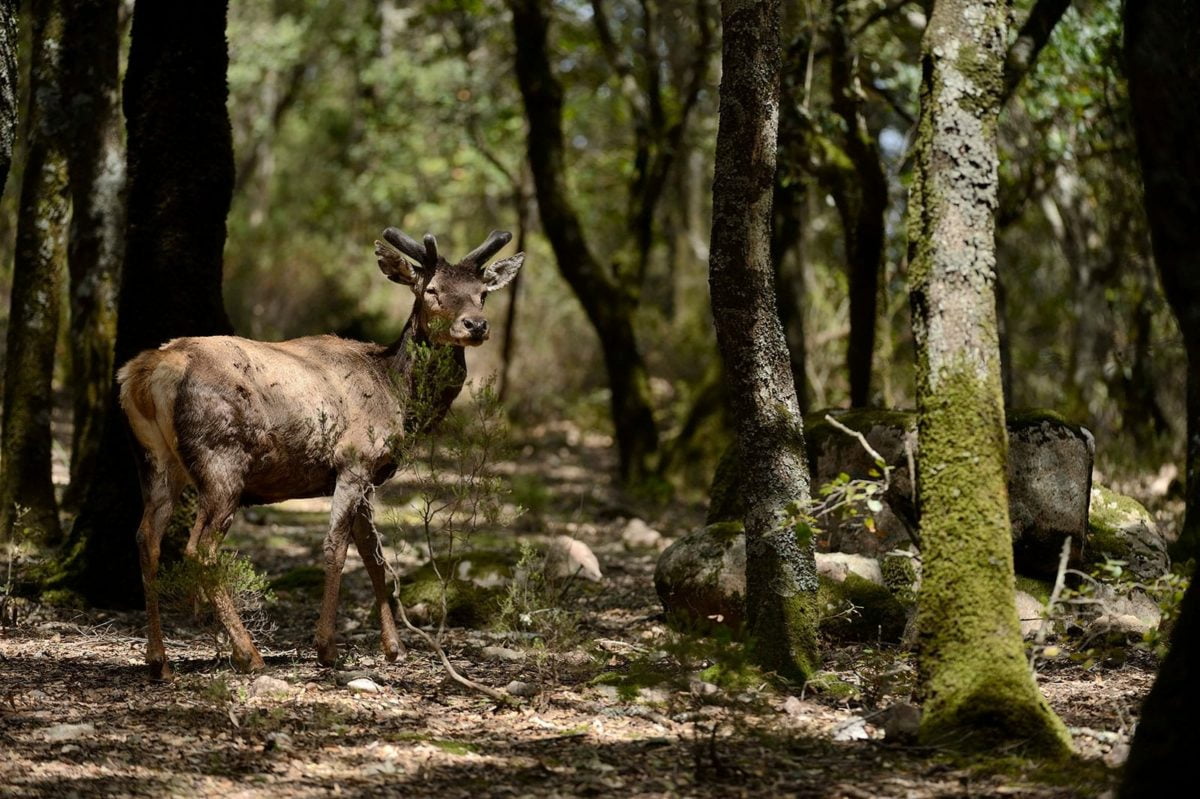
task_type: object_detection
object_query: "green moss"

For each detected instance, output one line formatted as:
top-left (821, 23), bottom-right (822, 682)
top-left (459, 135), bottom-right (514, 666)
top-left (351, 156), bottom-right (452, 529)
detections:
top-left (1086, 485), bottom-right (1150, 563)
top-left (747, 584), bottom-right (821, 684)
top-left (38, 588), bottom-right (85, 608)
top-left (804, 671), bottom-right (861, 701)
top-left (914, 364), bottom-right (1071, 755)
top-left (1014, 576), bottom-right (1052, 605)
top-left (818, 574), bottom-right (909, 643)
top-left (269, 565), bottom-right (325, 593)
top-left (881, 552), bottom-right (920, 605)
top-left (803, 408), bottom-right (916, 438)
top-left (398, 551), bottom-right (512, 628)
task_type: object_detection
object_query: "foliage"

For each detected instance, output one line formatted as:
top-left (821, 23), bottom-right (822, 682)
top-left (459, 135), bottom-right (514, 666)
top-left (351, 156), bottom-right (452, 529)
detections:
top-left (156, 551), bottom-right (277, 656)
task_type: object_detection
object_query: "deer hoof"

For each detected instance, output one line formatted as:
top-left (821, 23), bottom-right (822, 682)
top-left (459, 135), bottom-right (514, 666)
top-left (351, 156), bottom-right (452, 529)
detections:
top-left (147, 658), bottom-right (174, 682)
top-left (315, 640), bottom-right (338, 668)
top-left (383, 639), bottom-right (406, 663)
top-left (233, 649), bottom-right (266, 673)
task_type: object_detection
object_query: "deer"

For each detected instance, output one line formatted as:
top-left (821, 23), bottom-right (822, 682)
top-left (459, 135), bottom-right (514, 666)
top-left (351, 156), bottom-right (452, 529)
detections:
top-left (118, 228), bottom-right (524, 679)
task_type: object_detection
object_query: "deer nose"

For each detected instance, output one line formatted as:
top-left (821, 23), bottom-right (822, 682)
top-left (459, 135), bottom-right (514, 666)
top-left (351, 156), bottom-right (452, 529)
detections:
top-left (463, 317), bottom-right (489, 338)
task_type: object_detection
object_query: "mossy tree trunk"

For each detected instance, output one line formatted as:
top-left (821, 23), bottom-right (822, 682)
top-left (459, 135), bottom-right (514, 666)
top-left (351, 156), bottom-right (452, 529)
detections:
top-left (1, 0), bottom-right (69, 546)
top-left (709, 0), bottom-right (819, 682)
top-left (1123, 0), bottom-right (1200, 563)
top-left (906, 0), bottom-right (1069, 753)
top-left (1120, 3), bottom-right (1200, 791)
top-left (62, 0), bottom-right (234, 607)
top-left (60, 0), bottom-right (126, 512)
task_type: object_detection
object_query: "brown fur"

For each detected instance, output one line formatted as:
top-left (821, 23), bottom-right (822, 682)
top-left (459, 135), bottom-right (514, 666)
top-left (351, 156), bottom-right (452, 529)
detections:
top-left (123, 230), bottom-right (524, 678)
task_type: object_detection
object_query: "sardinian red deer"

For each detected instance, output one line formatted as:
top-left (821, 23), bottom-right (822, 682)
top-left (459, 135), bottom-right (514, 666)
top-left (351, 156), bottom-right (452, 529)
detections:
top-left (119, 229), bottom-right (523, 678)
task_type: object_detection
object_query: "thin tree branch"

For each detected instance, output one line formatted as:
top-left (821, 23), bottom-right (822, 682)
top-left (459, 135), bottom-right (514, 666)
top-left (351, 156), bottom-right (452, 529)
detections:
top-left (1002, 0), bottom-right (1072, 105)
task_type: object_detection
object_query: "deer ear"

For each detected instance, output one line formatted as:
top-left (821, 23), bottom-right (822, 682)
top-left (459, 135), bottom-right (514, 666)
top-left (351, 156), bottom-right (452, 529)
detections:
top-left (375, 239), bottom-right (422, 286)
top-left (483, 253), bottom-right (524, 291)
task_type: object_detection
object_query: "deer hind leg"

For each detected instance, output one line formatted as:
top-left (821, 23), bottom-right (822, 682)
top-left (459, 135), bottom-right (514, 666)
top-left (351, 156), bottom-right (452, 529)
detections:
top-left (186, 476), bottom-right (265, 673)
top-left (136, 457), bottom-right (186, 680)
top-left (314, 474), bottom-right (369, 667)
top-left (351, 500), bottom-right (404, 663)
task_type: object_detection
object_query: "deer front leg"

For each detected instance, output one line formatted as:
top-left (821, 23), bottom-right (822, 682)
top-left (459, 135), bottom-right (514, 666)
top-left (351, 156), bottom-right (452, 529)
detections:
top-left (314, 475), bottom-right (366, 667)
top-left (351, 503), bottom-right (405, 663)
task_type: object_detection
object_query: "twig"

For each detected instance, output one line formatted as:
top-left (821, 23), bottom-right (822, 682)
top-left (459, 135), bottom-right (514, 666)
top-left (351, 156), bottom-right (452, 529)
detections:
top-left (1029, 536), bottom-right (1072, 674)
top-left (823, 414), bottom-right (888, 469)
top-left (389, 575), bottom-right (510, 703)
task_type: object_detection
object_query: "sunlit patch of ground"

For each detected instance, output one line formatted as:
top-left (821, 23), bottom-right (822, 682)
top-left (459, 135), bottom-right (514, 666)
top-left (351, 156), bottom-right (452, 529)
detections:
top-left (1, 424), bottom-right (1147, 797)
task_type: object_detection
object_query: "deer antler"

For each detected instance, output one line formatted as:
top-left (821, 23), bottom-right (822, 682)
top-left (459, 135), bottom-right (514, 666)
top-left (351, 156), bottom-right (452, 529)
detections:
top-left (382, 228), bottom-right (429, 264)
top-left (463, 230), bottom-right (513, 271)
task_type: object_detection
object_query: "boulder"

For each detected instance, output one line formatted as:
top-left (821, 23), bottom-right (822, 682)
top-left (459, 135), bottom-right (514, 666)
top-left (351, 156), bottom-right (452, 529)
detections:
top-left (709, 409), bottom-right (1095, 578)
top-left (1086, 485), bottom-right (1170, 580)
top-left (654, 522), bottom-right (747, 630)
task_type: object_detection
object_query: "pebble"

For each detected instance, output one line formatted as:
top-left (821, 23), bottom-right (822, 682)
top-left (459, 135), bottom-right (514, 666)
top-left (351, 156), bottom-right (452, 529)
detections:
top-left (482, 646), bottom-right (526, 662)
top-left (347, 678), bottom-right (381, 694)
top-left (883, 702), bottom-right (921, 743)
top-left (544, 536), bottom-right (603, 582)
top-left (44, 722), bottom-right (94, 742)
top-left (249, 675), bottom-right (292, 699)
top-left (622, 518), bottom-right (663, 550)
top-left (689, 680), bottom-right (719, 698)
top-left (505, 680), bottom-right (538, 697)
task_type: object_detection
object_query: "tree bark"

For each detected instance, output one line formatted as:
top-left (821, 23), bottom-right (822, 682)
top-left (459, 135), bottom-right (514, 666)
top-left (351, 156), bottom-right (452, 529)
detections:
top-left (60, 0), bottom-right (126, 512)
top-left (709, 0), bottom-right (819, 681)
top-left (0, 1), bottom-right (16, 192)
top-left (62, 0), bottom-right (235, 607)
top-left (829, 0), bottom-right (887, 408)
top-left (906, 0), bottom-right (1069, 752)
top-left (1123, 0), bottom-right (1200, 562)
top-left (508, 0), bottom-right (660, 484)
top-left (1, 0), bottom-right (69, 546)
top-left (1121, 5), bottom-right (1200, 787)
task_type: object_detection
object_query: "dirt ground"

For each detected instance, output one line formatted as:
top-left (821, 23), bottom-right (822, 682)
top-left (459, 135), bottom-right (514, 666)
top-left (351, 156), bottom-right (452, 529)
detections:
top-left (0, 425), bottom-right (1153, 798)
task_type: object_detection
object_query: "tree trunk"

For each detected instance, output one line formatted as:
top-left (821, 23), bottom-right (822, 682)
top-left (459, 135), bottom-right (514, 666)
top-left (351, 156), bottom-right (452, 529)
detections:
top-left (1, 0), bottom-right (69, 546)
top-left (906, 0), bottom-right (1069, 752)
top-left (61, 0), bottom-right (234, 607)
top-left (0, 1), bottom-right (16, 192)
top-left (1121, 5), bottom-right (1200, 788)
top-left (829, 0), bottom-right (887, 409)
top-left (709, 0), bottom-right (819, 682)
top-left (60, 0), bottom-right (126, 512)
top-left (508, 0), bottom-right (660, 485)
top-left (1123, 0), bottom-right (1200, 562)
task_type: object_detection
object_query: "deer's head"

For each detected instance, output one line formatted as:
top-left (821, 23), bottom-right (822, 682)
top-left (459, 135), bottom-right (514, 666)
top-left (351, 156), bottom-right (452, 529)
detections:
top-left (374, 228), bottom-right (524, 347)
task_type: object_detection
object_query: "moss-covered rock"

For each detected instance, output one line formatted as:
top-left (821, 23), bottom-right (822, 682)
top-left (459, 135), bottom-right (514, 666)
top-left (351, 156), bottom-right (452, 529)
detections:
top-left (1087, 485), bottom-right (1170, 580)
top-left (397, 551), bottom-right (513, 628)
top-left (817, 573), bottom-right (909, 643)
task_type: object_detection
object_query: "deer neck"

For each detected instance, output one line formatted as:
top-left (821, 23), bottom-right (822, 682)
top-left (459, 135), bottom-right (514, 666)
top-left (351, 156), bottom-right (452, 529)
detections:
top-left (386, 314), bottom-right (467, 433)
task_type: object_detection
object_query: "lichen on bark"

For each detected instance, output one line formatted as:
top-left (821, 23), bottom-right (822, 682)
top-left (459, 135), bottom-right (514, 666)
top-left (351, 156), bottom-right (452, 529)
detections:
top-left (906, 0), bottom-right (1070, 754)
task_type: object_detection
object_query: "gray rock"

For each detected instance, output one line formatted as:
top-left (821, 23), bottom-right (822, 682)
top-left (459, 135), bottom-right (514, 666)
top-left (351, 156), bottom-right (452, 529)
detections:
top-left (654, 522), bottom-right (747, 630)
top-left (1007, 416), bottom-right (1095, 578)
top-left (883, 702), bottom-right (921, 743)
top-left (816, 552), bottom-right (883, 585)
top-left (1014, 590), bottom-right (1046, 639)
top-left (689, 680), bottom-right (719, 698)
top-left (505, 680), bottom-right (538, 697)
top-left (1087, 485), bottom-right (1170, 580)
top-left (545, 536), bottom-right (602, 583)
top-left (43, 722), bottom-right (94, 742)
top-left (622, 518), bottom-right (663, 550)
top-left (249, 675), bottom-right (292, 700)
top-left (481, 645), bottom-right (526, 662)
top-left (347, 678), bottom-right (381, 694)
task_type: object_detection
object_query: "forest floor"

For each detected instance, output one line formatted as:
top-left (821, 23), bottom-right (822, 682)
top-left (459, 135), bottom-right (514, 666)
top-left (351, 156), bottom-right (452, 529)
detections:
top-left (0, 421), bottom-right (1154, 798)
